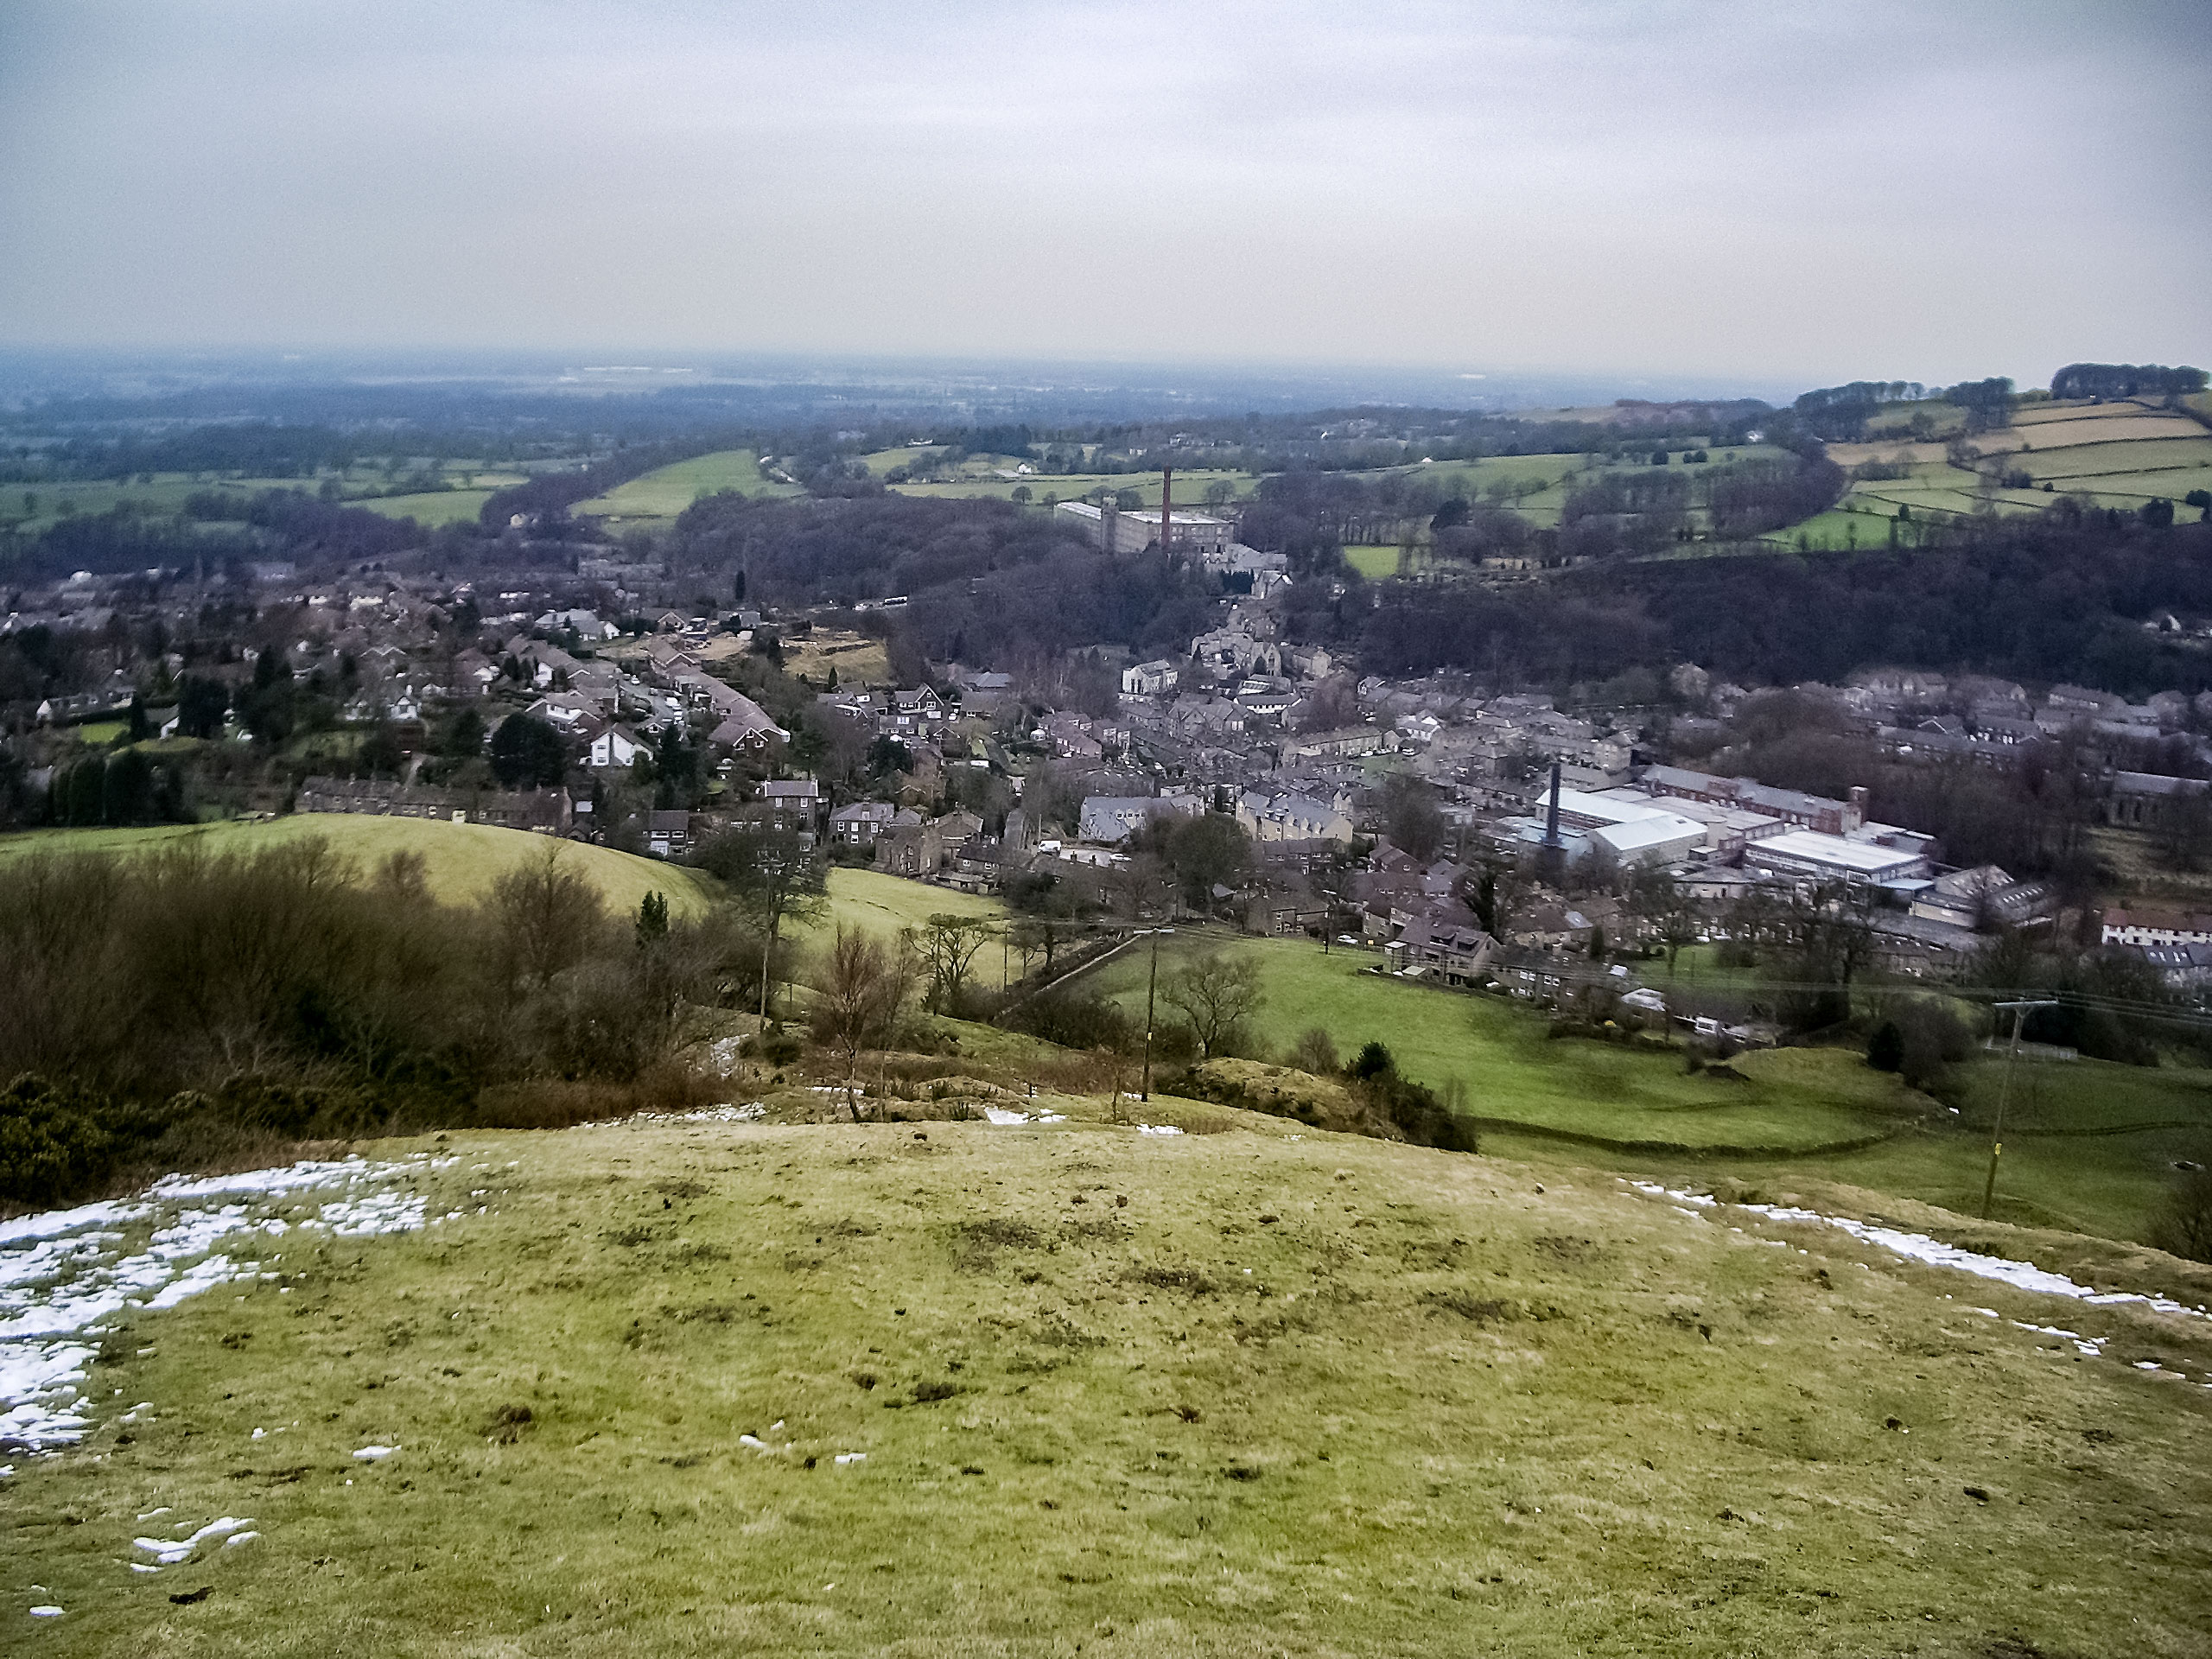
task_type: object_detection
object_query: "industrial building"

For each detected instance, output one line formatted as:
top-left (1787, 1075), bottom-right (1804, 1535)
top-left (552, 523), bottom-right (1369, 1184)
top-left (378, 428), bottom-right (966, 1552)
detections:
top-left (1054, 499), bottom-right (1234, 556)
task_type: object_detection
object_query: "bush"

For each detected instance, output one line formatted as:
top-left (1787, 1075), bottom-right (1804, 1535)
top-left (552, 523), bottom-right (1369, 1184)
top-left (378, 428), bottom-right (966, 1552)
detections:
top-left (1868, 999), bottom-right (1972, 1090)
top-left (2150, 1166), bottom-right (2212, 1264)
top-left (1007, 988), bottom-right (1135, 1053)
top-left (1287, 1027), bottom-right (1339, 1077)
top-left (1343, 1042), bottom-right (1478, 1154)
top-left (0, 1074), bottom-right (157, 1209)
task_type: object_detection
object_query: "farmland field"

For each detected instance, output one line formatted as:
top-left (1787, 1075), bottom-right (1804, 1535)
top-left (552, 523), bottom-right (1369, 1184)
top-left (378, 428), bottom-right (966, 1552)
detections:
top-left (6, 1100), bottom-right (2207, 1656)
top-left (572, 451), bottom-right (798, 521)
top-left (1341, 543), bottom-right (1408, 579)
top-left (1824, 402), bottom-right (2212, 524)
top-left (358, 489), bottom-right (495, 526)
top-left (891, 468), bottom-right (1257, 507)
top-left (2009, 436), bottom-right (2212, 480)
top-left (1065, 931), bottom-right (2212, 1243)
top-left (1762, 506), bottom-right (1910, 551)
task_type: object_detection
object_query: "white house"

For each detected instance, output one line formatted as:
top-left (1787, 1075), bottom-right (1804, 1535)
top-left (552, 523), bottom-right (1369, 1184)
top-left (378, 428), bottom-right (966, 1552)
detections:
top-left (1122, 658), bottom-right (1180, 696)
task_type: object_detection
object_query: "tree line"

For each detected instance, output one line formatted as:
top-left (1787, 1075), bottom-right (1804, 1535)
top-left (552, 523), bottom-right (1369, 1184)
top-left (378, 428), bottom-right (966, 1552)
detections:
top-left (1355, 509), bottom-right (2212, 699)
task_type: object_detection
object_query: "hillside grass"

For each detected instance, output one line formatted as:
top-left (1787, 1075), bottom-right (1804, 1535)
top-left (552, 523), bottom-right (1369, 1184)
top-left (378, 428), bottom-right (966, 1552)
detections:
top-left (1073, 936), bottom-right (1885, 1153)
top-left (0, 816), bottom-right (720, 919)
top-left (817, 868), bottom-right (1003, 940)
top-left (6, 1109), bottom-right (2207, 1656)
top-left (1065, 934), bottom-right (2211, 1243)
top-left (573, 451), bottom-right (798, 522)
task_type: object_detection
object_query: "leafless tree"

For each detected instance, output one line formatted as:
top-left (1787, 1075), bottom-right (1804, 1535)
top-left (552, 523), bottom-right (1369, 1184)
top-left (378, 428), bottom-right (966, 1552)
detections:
top-left (810, 926), bottom-right (913, 1120)
top-left (915, 912), bottom-right (994, 1013)
top-left (1164, 950), bottom-right (1264, 1060)
top-left (486, 840), bottom-right (607, 991)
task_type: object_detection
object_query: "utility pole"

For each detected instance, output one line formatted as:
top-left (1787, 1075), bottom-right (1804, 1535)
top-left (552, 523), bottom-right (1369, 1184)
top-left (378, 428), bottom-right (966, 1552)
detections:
top-left (1981, 999), bottom-right (2059, 1219)
top-left (1140, 925), bottom-right (1171, 1101)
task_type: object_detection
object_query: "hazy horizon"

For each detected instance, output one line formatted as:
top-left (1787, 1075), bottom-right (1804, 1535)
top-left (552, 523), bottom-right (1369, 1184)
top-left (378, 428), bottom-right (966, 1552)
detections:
top-left (4, 0), bottom-right (2209, 389)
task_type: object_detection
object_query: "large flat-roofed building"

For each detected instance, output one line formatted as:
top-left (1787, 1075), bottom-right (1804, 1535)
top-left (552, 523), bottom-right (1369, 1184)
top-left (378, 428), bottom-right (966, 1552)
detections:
top-left (1055, 499), bottom-right (1234, 556)
top-left (1742, 830), bottom-right (1930, 885)
top-left (1638, 765), bottom-right (1866, 836)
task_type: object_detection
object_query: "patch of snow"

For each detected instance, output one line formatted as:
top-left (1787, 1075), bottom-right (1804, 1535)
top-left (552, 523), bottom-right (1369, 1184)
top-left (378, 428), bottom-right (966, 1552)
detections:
top-left (1626, 1177), bottom-right (2210, 1332)
top-left (351, 1445), bottom-right (398, 1461)
top-left (1738, 1200), bottom-right (2212, 1325)
top-left (223, 1530), bottom-right (260, 1548)
top-left (135, 1516), bottom-right (252, 1563)
top-left (1137, 1124), bottom-right (1184, 1137)
top-left (982, 1107), bottom-right (1065, 1126)
top-left (1, 1155), bottom-right (446, 1453)
top-left (29, 1605), bottom-right (63, 1618)
top-left (835, 1451), bottom-right (866, 1465)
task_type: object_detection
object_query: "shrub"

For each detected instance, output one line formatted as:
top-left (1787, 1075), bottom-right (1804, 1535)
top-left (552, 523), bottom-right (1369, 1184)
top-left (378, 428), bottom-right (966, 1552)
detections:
top-left (1007, 988), bottom-right (1135, 1054)
top-left (2150, 1166), bottom-right (2212, 1264)
top-left (0, 1074), bottom-right (163, 1209)
top-left (1343, 1044), bottom-right (1478, 1154)
top-left (1287, 1027), bottom-right (1339, 1077)
top-left (1866, 1021), bottom-right (1904, 1072)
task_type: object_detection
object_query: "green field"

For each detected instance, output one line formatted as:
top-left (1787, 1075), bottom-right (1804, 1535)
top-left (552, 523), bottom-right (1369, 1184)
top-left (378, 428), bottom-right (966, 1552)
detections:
top-left (1073, 937), bottom-right (1888, 1153)
top-left (891, 469), bottom-right (1258, 508)
top-left (1341, 543), bottom-right (1408, 579)
top-left (1818, 404), bottom-right (2212, 530)
top-left (0, 467), bottom-right (531, 537)
top-left (0, 817), bottom-right (721, 919)
top-left (7, 1103), bottom-right (2207, 1656)
top-left (1066, 934), bottom-right (2212, 1243)
top-left (817, 867), bottom-right (1002, 939)
top-left (572, 451), bottom-right (798, 522)
top-left (1762, 506), bottom-right (1914, 551)
top-left (2016, 435), bottom-right (2212, 480)
top-left (357, 489), bottom-right (496, 527)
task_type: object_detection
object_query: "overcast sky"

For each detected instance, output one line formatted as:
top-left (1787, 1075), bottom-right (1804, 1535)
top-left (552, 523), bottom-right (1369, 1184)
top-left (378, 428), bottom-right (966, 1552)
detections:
top-left (3, 0), bottom-right (2206, 391)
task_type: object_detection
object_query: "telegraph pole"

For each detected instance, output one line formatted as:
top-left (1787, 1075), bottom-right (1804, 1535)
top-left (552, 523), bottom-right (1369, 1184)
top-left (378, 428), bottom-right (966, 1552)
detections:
top-left (1981, 999), bottom-right (2059, 1219)
top-left (1140, 926), bottom-right (1171, 1101)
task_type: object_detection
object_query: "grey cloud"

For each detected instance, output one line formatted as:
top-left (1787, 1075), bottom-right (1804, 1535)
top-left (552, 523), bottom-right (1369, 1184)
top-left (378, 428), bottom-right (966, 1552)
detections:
top-left (0, 0), bottom-right (2204, 386)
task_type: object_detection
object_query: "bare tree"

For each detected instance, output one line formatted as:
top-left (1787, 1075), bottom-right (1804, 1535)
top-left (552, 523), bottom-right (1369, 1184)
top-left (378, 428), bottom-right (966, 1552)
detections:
top-left (1164, 950), bottom-right (1264, 1060)
top-left (486, 840), bottom-right (607, 991)
top-left (1106, 853), bottom-right (1174, 923)
top-left (693, 825), bottom-right (828, 1023)
top-left (809, 926), bottom-right (912, 1120)
top-left (914, 912), bottom-right (993, 1014)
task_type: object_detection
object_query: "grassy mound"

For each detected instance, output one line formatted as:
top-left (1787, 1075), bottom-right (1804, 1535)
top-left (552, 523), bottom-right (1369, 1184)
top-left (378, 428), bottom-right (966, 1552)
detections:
top-left (9, 1108), bottom-right (2209, 1655)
